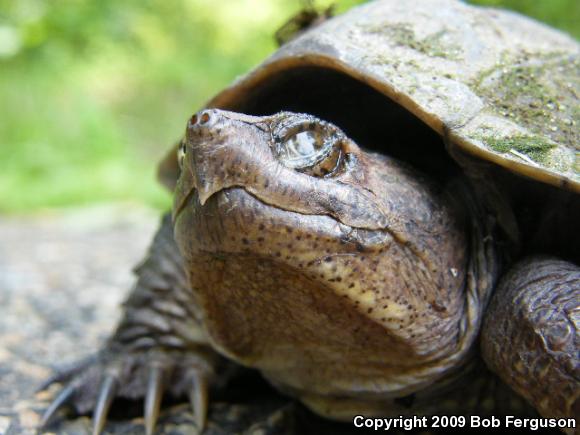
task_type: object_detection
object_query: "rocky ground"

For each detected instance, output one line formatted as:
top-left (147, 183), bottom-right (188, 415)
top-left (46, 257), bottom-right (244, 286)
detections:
top-left (0, 205), bottom-right (157, 434)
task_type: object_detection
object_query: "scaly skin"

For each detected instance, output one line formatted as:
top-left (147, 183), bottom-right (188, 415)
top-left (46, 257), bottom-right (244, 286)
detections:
top-left (482, 257), bottom-right (580, 434)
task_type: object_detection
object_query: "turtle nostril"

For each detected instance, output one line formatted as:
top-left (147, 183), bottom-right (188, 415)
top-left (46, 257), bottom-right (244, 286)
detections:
top-left (200, 112), bottom-right (211, 124)
top-left (186, 110), bottom-right (217, 138)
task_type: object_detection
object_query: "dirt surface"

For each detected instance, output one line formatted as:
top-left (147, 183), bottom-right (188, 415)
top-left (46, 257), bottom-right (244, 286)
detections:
top-left (0, 205), bottom-right (157, 433)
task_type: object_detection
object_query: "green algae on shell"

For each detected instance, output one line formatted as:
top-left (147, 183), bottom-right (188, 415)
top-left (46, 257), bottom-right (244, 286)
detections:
top-left (365, 23), bottom-right (462, 60)
top-left (473, 54), bottom-right (579, 153)
top-left (478, 135), bottom-right (556, 165)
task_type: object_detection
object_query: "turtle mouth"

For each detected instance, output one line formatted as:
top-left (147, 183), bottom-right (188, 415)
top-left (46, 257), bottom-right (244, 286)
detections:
top-left (172, 186), bottom-right (195, 222)
top-left (172, 168), bottom-right (197, 222)
top-left (172, 166), bottom-right (267, 223)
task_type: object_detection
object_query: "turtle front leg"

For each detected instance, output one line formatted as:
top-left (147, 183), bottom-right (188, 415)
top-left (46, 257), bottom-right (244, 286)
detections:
top-left (481, 256), bottom-right (579, 427)
top-left (40, 214), bottom-right (226, 434)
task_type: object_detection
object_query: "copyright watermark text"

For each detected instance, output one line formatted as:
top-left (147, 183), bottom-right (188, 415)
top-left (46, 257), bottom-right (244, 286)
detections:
top-left (353, 415), bottom-right (577, 431)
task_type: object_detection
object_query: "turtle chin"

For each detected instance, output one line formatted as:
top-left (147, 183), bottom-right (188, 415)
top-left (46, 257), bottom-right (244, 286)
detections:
top-left (171, 160), bottom-right (478, 406)
top-left (172, 183), bottom-right (466, 402)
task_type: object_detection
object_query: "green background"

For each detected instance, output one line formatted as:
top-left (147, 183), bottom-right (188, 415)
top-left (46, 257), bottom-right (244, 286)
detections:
top-left (1, 0), bottom-right (578, 213)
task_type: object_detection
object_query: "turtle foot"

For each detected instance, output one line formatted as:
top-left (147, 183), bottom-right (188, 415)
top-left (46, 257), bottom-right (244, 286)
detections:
top-left (482, 256), bottom-right (579, 425)
top-left (39, 346), bottom-right (217, 435)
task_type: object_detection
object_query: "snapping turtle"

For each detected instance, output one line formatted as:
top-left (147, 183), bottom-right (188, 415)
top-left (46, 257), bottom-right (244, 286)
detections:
top-left (41, 0), bottom-right (579, 433)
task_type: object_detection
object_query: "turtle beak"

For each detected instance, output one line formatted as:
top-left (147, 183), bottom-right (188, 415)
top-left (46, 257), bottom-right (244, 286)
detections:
top-left (180, 109), bottom-right (227, 207)
top-left (176, 109), bottom-right (269, 214)
top-left (173, 109), bottom-right (261, 221)
top-left (172, 110), bottom-right (224, 221)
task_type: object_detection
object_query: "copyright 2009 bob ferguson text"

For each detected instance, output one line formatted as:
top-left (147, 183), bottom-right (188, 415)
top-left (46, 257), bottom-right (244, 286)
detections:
top-left (353, 415), bottom-right (577, 431)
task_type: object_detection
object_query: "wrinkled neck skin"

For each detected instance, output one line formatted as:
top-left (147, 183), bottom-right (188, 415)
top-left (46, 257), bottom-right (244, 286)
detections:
top-left (173, 109), bottom-right (487, 417)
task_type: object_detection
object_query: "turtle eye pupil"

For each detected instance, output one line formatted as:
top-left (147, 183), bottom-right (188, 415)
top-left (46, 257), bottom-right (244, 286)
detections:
top-left (280, 130), bottom-right (325, 167)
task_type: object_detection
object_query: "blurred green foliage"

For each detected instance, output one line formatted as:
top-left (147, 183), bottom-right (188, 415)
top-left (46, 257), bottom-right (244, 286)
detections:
top-left (0, 0), bottom-right (577, 213)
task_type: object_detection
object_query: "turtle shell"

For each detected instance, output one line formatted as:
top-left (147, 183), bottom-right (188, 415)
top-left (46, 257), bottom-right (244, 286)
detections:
top-left (202, 0), bottom-right (579, 192)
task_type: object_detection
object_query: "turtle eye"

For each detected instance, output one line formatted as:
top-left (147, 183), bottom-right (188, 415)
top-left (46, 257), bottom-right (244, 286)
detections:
top-left (177, 140), bottom-right (186, 169)
top-left (276, 123), bottom-right (344, 177)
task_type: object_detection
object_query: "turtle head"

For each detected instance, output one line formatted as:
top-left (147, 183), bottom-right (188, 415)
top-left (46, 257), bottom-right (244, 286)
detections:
top-left (173, 108), bottom-right (471, 400)
top-left (174, 108), bottom-right (385, 229)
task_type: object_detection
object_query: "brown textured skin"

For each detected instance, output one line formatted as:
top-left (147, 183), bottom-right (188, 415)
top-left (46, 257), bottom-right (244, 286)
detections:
top-left (482, 257), bottom-right (580, 433)
top-left (173, 109), bottom-right (497, 417)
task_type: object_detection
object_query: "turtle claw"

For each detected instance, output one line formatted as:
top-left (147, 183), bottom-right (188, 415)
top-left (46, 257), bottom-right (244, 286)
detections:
top-left (189, 371), bottom-right (209, 431)
top-left (39, 383), bottom-right (76, 429)
top-left (144, 366), bottom-right (165, 435)
top-left (37, 355), bottom-right (95, 394)
top-left (92, 375), bottom-right (118, 435)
